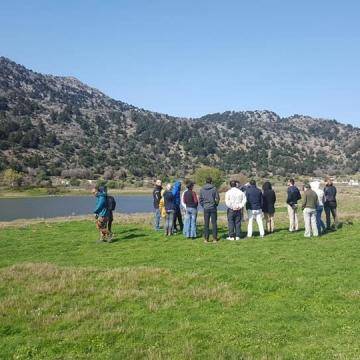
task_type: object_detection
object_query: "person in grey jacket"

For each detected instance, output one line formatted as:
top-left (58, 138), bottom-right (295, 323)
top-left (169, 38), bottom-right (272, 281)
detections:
top-left (199, 177), bottom-right (220, 243)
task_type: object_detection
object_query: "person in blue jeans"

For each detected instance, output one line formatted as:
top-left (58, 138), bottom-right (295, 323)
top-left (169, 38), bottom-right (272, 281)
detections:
top-left (153, 179), bottom-right (163, 230)
top-left (163, 183), bottom-right (176, 236)
top-left (310, 181), bottom-right (326, 234)
top-left (183, 180), bottom-right (199, 239)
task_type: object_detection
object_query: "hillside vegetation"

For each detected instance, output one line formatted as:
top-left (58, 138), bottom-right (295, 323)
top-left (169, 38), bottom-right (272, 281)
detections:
top-left (1, 56), bottom-right (360, 183)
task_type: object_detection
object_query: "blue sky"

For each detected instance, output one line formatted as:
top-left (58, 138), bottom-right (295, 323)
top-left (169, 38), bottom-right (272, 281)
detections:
top-left (1, 0), bottom-right (359, 126)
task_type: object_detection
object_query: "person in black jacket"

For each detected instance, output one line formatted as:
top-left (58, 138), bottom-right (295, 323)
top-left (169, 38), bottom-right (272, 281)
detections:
top-left (286, 178), bottom-right (301, 232)
top-left (262, 181), bottom-right (276, 233)
top-left (324, 179), bottom-right (338, 230)
top-left (245, 180), bottom-right (265, 238)
top-left (153, 179), bottom-right (162, 230)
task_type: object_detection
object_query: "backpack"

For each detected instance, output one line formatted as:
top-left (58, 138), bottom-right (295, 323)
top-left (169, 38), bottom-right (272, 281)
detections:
top-left (107, 195), bottom-right (116, 211)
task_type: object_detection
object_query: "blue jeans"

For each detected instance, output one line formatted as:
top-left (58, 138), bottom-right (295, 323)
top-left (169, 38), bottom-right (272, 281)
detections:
top-left (184, 207), bottom-right (197, 238)
top-left (165, 210), bottom-right (175, 235)
top-left (154, 208), bottom-right (161, 230)
top-left (316, 206), bottom-right (326, 234)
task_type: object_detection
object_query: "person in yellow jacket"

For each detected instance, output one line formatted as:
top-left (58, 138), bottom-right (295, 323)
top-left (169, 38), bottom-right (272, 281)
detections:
top-left (159, 188), bottom-right (167, 218)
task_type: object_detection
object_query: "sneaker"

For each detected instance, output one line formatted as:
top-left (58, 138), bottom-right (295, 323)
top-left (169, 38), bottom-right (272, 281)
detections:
top-left (204, 239), bottom-right (210, 243)
top-left (226, 237), bottom-right (235, 241)
top-left (235, 237), bottom-right (241, 241)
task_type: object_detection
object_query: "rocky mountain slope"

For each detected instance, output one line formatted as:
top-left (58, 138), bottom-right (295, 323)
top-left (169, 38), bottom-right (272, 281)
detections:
top-left (0, 56), bottom-right (359, 181)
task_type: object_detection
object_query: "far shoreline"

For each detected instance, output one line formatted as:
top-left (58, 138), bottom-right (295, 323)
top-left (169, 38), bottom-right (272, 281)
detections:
top-left (0, 187), bottom-right (153, 199)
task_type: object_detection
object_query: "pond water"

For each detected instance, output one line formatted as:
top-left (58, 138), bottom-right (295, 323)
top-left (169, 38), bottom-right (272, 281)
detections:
top-left (0, 195), bottom-right (154, 221)
top-left (0, 195), bottom-right (227, 221)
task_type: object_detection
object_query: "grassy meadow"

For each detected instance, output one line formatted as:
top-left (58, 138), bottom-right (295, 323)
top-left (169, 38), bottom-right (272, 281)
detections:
top-left (0, 186), bottom-right (359, 359)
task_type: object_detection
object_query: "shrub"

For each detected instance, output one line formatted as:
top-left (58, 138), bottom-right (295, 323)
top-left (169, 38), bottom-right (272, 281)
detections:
top-left (194, 167), bottom-right (224, 188)
top-left (69, 178), bottom-right (81, 186)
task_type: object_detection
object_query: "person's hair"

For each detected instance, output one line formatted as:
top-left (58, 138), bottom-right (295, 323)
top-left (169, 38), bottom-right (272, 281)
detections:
top-left (262, 181), bottom-right (272, 191)
top-left (229, 180), bottom-right (236, 188)
top-left (288, 178), bottom-right (295, 185)
top-left (304, 183), bottom-right (310, 189)
top-left (206, 176), bottom-right (212, 184)
top-left (186, 180), bottom-right (194, 189)
top-left (250, 179), bottom-right (256, 186)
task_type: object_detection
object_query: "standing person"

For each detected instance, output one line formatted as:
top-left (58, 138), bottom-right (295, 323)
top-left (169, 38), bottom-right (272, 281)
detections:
top-left (172, 180), bottom-right (183, 233)
top-left (245, 180), bottom-right (265, 238)
top-left (104, 186), bottom-right (116, 241)
top-left (92, 186), bottom-right (110, 242)
top-left (324, 179), bottom-right (338, 230)
top-left (225, 180), bottom-right (247, 240)
top-left (310, 181), bottom-right (326, 235)
top-left (183, 180), bottom-right (199, 239)
top-left (163, 183), bottom-right (176, 236)
top-left (199, 177), bottom-right (220, 243)
top-left (153, 180), bottom-right (163, 231)
top-left (262, 181), bottom-right (276, 234)
top-left (302, 183), bottom-right (319, 237)
top-left (286, 178), bottom-right (302, 232)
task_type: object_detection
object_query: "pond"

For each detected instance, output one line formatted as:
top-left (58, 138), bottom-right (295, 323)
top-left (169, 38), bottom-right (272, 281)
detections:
top-left (0, 195), bottom-right (154, 221)
top-left (0, 195), bottom-right (227, 221)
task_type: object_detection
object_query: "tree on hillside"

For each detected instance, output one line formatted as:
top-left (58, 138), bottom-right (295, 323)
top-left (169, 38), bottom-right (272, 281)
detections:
top-left (1, 169), bottom-right (23, 188)
top-left (194, 167), bottom-right (224, 188)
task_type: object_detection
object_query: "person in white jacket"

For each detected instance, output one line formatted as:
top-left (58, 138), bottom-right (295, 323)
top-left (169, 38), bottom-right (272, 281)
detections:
top-left (310, 181), bottom-right (326, 235)
top-left (225, 180), bottom-right (247, 240)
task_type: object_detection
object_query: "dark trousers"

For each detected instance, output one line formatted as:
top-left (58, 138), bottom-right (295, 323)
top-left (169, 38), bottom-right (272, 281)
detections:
top-left (173, 206), bottom-right (183, 231)
top-left (227, 209), bottom-right (242, 238)
top-left (108, 212), bottom-right (113, 233)
top-left (324, 204), bottom-right (337, 229)
top-left (203, 208), bottom-right (218, 240)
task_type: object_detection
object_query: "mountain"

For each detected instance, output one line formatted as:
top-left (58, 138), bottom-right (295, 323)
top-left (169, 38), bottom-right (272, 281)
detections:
top-left (0, 56), bottom-right (359, 183)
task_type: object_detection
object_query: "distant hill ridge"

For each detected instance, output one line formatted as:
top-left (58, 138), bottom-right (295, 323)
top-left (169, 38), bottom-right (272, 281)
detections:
top-left (0, 56), bottom-right (359, 180)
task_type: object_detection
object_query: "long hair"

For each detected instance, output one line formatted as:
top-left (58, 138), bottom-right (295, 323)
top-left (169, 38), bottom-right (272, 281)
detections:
top-left (262, 181), bottom-right (272, 191)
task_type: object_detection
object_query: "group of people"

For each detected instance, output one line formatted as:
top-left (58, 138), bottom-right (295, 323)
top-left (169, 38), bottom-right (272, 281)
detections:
top-left (287, 178), bottom-right (338, 237)
top-left (152, 177), bottom-right (338, 242)
top-left (91, 177), bottom-right (338, 243)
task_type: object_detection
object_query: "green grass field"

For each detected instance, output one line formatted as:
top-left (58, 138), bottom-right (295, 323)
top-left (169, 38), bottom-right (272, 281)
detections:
top-left (1, 217), bottom-right (360, 359)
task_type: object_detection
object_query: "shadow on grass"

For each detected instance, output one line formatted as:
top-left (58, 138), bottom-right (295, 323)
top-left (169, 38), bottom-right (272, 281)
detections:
top-left (111, 232), bottom-right (148, 242)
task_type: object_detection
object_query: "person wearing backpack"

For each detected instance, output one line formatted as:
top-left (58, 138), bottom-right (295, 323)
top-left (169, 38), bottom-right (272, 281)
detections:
top-left (183, 180), bottom-right (199, 239)
top-left (104, 186), bottom-right (116, 241)
top-left (92, 186), bottom-right (111, 243)
top-left (286, 178), bottom-right (302, 232)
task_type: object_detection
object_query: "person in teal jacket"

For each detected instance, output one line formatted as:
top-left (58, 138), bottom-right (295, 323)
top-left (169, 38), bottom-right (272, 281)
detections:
top-left (92, 186), bottom-right (110, 242)
top-left (171, 180), bottom-right (183, 232)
